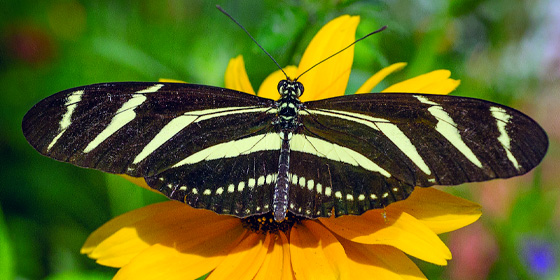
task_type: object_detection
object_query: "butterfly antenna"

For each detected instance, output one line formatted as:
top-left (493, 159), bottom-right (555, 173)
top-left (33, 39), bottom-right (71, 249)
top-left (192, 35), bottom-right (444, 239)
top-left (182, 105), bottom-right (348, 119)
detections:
top-left (217, 5), bottom-right (290, 80)
top-left (295, 25), bottom-right (387, 81)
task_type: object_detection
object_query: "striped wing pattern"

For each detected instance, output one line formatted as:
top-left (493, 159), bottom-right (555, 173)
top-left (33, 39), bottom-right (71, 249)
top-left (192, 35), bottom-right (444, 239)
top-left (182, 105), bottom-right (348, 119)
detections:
top-left (286, 93), bottom-right (547, 217)
top-left (22, 83), bottom-right (276, 176)
top-left (23, 83), bottom-right (282, 216)
top-left (304, 93), bottom-right (547, 185)
top-left (22, 82), bottom-right (548, 218)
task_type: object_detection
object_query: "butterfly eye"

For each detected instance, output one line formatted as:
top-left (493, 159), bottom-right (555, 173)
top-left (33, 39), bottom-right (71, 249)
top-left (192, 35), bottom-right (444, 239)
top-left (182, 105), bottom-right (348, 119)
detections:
top-left (296, 82), bottom-right (304, 97)
top-left (277, 80), bottom-right (287, 94)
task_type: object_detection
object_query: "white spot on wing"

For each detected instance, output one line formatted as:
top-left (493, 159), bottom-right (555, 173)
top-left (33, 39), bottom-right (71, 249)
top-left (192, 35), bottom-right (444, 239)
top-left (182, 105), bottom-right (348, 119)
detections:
top-left (248, 178), bottom-right (256, 189)
top-left (238, 181), bottom-right (245, 192)
top-left (307, 179), bottom-right (314, 191)
top-left (257, 176), bottom-right (265, 186)
top-left (291, 174), bottom-right (298, 185)
top-left (335, 191), bottom-right (342, 199)
top-left (298, 177), bottom-right (306, 188)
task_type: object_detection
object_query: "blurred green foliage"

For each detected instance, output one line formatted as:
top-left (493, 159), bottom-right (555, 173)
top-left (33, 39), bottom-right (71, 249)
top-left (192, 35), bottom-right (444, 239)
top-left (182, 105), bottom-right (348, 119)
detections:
top-left (1, 0), bottom-right (558, 279)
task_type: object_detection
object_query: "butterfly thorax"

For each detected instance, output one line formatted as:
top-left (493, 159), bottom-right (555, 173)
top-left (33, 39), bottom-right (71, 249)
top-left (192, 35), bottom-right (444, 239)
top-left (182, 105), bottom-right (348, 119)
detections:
top-left (275, 79), bottom-right (304, 131)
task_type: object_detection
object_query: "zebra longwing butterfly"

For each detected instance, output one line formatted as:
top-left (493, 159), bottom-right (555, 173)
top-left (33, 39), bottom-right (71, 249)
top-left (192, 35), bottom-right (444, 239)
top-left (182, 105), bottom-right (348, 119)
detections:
top-left (22, 77), bottom-right (548, 221)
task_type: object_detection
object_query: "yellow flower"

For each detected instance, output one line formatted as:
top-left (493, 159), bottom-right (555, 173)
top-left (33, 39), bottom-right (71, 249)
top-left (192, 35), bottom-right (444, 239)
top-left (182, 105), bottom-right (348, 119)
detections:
top-left (83, 15), bottom-right (480, 279)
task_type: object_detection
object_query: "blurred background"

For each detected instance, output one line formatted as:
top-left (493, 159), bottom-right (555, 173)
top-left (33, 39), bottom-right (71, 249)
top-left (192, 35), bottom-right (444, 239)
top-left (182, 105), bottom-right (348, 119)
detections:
top-left (1, 0), bottom-right (559, 279)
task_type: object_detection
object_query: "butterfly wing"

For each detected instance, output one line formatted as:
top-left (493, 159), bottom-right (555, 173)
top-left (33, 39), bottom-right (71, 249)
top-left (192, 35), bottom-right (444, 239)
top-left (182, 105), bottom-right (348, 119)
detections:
top-left (289, 92), bottom-right (548, 217)
top-left (23, 82), bottom-right (281, 216)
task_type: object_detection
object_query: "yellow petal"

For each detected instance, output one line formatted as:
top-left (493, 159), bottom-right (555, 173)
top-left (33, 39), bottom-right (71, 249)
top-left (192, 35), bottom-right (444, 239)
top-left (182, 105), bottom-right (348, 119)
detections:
top-left (158, 78), bottom-right (187, 83)
top-left (355, 62), bottom-right (407, 94)
top-left (81, 201), bottom-right (179, 255)
top-left (387, 187), bottom-right (482, 234)
top-left (256, 66), bottom-right (298, 99)
top-left (382, 70), bottom-right (460, 95)
top-left (112, 244), bottom-right (220, 280)
top-left (343, 241), bottom-right (427, 280)
top-left (290, 221), bottom-right (350, 280)
top-left (225, 55), bottom-right (256, 95)
top-left (114, 228), bottom-right (247, 280)
top-left (92, 216), bottom-right (240, 267)
top-left (320, 211), bottom-right (451, 265)
top-left (207, 232), bottom-right (269, 280)
top-left (83, 201), bottom-right (242, 267)
top-left (280, 231), bottom-right (296, 280)
top-left (254, 232), bottom-right (294, 280)
top-left (117, 174), bottom-right (162, 194)
top-left (297, 15), bottom-right (360, 102)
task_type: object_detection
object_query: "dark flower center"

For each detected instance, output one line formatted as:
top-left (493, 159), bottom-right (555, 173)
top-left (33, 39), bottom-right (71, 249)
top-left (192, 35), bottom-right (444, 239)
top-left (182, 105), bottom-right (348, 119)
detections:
top-left (241, 212), bottom-right (304, 233)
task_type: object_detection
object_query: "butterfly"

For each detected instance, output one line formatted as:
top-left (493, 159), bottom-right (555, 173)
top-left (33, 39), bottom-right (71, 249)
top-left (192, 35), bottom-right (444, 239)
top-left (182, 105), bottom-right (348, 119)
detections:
top-left (22, 10), bottom-right (548, 222)
top-left (22, 77), bottom-right (548, 221)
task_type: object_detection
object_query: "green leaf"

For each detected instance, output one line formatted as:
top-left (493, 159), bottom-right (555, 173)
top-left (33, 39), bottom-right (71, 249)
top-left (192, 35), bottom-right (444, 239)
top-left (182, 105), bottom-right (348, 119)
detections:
top-left (0, 205), bottom-right (14, 280)
top-left (44, 271), bottom-right (112, 280)
top-left (105, 175), bottom-right (148, 217)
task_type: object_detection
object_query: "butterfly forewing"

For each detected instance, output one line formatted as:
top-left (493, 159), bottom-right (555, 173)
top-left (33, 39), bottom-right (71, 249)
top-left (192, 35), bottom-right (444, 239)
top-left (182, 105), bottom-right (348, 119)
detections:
top-left (22, 82), bottom-right (277, 177)
top-left (302, 93), bottom-right (548, 188)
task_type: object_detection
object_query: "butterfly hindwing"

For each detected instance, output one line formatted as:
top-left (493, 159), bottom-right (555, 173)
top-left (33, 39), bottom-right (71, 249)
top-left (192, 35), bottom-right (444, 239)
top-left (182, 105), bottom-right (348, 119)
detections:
top-left (286, 143), bottom-right (415, 218)
top-left (145, 146), bottom-right (280, 217)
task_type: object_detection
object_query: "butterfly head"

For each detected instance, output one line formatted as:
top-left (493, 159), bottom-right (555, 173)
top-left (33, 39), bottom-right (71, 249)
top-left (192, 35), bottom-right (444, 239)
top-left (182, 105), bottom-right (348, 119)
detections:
top-left (278, 79), bottom-right (304, 99)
